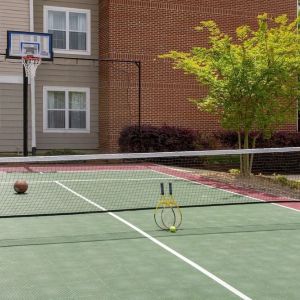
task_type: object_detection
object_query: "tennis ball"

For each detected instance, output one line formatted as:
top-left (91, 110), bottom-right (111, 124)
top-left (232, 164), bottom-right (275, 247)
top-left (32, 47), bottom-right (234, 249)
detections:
top-left (169, 226), bottom-right (176, 233)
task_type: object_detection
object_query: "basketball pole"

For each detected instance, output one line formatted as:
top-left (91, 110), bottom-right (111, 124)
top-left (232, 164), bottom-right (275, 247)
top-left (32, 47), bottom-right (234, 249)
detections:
top-left (29, 3), bottom-right (37, 156)
top-left (31, 78), bottom-right (37, 156)
top-left (23, 67), bottom-right (29, 157)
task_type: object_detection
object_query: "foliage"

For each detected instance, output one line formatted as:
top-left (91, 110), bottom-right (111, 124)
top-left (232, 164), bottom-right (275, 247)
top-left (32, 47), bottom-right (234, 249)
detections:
top-left (119, 125), bottom-right (197, 152)
top-left (229, 169), bottom-right (241, 175)
top-left (196, 131), bottom-right (300, 149)
top-left (273, 175), bottom-right (300, 190)
top-left (160, 14), bottom-right (300, 175)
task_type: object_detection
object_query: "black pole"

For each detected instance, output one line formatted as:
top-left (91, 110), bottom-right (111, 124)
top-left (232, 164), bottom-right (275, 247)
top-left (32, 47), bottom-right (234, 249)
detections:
top-left (137, 61), bottom-right (141, 130)
top-left (136, 62), bottom-right (142, 150)
top-left (98, 59), bottom-right (142, 129)
top-left (98, 58), bottom-right (142, 150)
top-left (23, 67), bottom-right (28, 157)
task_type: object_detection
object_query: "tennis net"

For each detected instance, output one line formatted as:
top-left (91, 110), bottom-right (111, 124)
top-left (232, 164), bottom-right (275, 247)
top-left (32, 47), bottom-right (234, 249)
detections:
top-left (0, 147), bottom-right (300, 218)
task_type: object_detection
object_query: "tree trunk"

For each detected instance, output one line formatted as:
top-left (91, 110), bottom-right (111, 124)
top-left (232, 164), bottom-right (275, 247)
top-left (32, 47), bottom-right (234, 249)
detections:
top-left (238, 131), bottom-right (242, 173)
top-left (240, 130), bottom-right (251, 177)
top-left (249, 134), bottom-right (259, 174)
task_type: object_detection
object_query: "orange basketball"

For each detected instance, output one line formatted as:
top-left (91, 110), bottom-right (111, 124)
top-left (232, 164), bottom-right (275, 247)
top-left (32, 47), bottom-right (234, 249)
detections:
top-left (14, 180), bottom-right (28, 194)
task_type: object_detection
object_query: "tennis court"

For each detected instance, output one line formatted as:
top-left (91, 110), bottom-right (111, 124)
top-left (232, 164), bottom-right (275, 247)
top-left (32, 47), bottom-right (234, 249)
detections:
top-left (0, 150), bottom-right (300, 299)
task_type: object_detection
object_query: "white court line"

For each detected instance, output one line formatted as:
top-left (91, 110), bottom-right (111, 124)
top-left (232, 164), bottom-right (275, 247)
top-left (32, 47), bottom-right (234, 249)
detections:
top-left (53, 169), bottom-right (150, 174)
top-left (151, 167), bottom-right (300, 213)
top-left (0, 177), bottom-right (172, 185)
top-left (0, 169), bottom-right (151, 175)
top-left (55, 180), bottom-right (252, 300)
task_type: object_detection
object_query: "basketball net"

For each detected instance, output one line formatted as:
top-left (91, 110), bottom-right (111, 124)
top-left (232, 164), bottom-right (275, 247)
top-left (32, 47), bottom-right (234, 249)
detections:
top-left (22, 55), bottom-right (41, 78)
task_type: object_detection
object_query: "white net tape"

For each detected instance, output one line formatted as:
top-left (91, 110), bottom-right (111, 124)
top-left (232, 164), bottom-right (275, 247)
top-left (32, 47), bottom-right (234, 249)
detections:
top-left (22, 56), bottom-right (42, 78)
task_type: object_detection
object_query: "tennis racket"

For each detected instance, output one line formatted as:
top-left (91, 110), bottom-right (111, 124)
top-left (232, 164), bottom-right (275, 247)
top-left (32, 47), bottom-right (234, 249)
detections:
top-left (154, 183), bottom-right (182, 230)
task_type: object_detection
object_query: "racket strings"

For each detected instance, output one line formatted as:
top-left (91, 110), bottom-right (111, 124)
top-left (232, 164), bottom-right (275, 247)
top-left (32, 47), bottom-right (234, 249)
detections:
top-left (154, 183), bottom-right (182, 230)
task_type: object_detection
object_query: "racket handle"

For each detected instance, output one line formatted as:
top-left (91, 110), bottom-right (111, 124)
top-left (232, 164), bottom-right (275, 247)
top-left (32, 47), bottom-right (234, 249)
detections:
top-left (169, 182), bottom-right (173, 195)
top-left (160, 183), bottom-right (165, 195)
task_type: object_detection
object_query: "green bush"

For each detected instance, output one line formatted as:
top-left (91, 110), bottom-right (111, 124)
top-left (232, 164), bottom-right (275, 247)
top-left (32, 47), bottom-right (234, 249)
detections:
top-left (273, 175), bottom-right (300, 190)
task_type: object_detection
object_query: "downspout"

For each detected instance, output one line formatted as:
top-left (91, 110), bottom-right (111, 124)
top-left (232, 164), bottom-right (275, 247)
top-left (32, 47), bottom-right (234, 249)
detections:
top-left (29, 0), bottom-right (37, 155)
top-left (29, 0), bottom-right (34, 31)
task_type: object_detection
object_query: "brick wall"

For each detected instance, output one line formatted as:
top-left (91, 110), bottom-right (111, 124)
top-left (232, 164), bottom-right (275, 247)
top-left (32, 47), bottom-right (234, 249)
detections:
top-left (99, 0), bottom-right (297, 152)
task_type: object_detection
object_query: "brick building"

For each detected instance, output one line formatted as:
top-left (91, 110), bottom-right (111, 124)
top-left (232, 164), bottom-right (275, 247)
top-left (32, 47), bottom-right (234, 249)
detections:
top-left (0, 1), bottom-right (298, 154)
top-left (99, 0), bottom-right (298, 152)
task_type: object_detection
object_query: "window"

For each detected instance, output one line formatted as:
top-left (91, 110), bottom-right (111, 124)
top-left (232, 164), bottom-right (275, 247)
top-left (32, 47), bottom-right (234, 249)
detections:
top-left (43, 87), bottom-right (90, 133)
top-left (44, 6), bottom-right (91, 55)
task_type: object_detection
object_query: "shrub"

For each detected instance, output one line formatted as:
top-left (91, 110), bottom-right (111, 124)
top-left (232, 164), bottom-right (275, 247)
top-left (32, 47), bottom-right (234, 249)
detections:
top-left (196, 131), bottom-right (300, 150)
top-left (195, 132), bottom-right (223, 150)
top-left (229, 169), bottom-right (241, 175)
top-left (119, 125), bottom-right (197, 153)
top-left (215, 131), bottom-right (239, 148)
top-left (120, 127), bottom-right (300, 153)
top-left (273, 175), bottom-right (300, 190)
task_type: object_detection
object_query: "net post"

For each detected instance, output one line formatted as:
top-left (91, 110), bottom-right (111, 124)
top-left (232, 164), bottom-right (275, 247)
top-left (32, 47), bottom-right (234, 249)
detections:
top-left (23, 66), bottom-right (28, 157)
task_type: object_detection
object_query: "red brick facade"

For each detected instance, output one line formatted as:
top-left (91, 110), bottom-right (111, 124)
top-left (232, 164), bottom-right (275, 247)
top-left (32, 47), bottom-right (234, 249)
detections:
top-left (99, 0), bottom-right (297, 152)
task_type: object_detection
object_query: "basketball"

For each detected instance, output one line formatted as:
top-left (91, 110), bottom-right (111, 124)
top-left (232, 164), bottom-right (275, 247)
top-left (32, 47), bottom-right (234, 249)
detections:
top-left (14, 180), bottom-right (28, 194)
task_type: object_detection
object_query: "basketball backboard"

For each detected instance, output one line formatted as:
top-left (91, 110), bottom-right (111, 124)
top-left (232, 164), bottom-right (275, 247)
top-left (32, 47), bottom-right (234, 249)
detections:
top-left (6, 31), bottom-right (53, 61)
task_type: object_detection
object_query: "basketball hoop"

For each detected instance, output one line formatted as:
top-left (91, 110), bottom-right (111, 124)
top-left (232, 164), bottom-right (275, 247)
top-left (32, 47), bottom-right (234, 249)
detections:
top-left (22, 55), bottom-right (41, 78)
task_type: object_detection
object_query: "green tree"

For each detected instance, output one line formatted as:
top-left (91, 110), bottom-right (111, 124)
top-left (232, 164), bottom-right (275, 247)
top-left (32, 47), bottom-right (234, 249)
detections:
top-left (160, 14), bottom-right (300, 176)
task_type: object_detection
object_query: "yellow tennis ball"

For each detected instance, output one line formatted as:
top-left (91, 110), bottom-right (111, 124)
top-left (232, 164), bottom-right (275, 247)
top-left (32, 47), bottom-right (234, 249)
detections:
top-left (169, 226), bottom-right (176, 233)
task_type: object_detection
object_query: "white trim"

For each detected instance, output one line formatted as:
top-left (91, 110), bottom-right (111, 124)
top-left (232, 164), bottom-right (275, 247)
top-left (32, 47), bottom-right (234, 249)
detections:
top-left (29, 0), bottom-right (34, 31)
top-left (0, 75), bottom-right (26, 84)
top-left (55, 181), bottom-right (252, 300)
top-left (43, 6), bottom-right (91, 56)
top-left (43, 86), bottom-right (90, 133)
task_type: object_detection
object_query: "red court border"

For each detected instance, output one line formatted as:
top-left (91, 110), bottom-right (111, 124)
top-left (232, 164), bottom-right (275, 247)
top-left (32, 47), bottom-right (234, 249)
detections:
top-left (148, 165), bottom-right (300, 211)
top-left (0, 164), bottom-right (151, 173)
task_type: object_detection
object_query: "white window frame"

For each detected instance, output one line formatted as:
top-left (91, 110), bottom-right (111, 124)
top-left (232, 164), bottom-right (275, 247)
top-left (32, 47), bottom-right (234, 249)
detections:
top-left (43, 86), bottom-right (90, 133)
top-left (43, 6), bottom-right (91, 55)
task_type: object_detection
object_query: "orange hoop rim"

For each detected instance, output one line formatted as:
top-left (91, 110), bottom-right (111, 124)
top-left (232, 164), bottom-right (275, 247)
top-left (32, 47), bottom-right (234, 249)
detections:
top-left (22, 55), bottom-right (41, 61)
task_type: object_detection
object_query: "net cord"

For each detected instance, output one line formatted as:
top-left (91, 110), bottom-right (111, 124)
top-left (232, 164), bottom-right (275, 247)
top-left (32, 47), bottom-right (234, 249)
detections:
top-left (0, 147), bottom-right (299, 164)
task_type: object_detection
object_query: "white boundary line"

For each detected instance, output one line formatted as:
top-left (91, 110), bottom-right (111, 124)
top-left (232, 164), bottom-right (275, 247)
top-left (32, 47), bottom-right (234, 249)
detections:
top-left (151, 167), bottom-right (300, 213)
top-left (0, 169), bottom-right (150, 174)
top-left (55, 180), bottom-right (252, 300)
top-left (0, 177), bottom-right (172, 185)
top-left (55, 169), bottom-right (150, 174)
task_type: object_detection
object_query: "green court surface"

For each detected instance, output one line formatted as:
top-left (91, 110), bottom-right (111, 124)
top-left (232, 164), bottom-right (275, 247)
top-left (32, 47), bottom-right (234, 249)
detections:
top-left (0, 169), bottom-right (300, 299)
